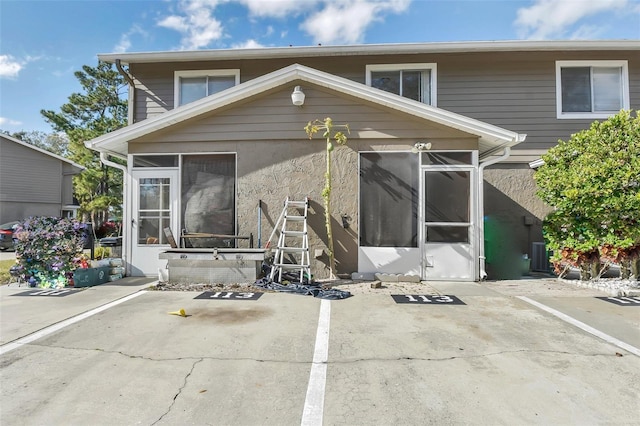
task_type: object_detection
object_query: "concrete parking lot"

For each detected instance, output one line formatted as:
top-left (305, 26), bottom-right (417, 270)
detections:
top-left (1, 277), bottom-right (639, 425)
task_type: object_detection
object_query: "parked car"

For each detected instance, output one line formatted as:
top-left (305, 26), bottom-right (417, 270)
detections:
top-left (0, 221), bottom-right (20, 251)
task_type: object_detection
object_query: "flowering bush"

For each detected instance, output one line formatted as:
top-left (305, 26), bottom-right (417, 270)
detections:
top-left (95, 220), bottom-right (120, 239)
top-left (14, 217), bottom-right (88, 287)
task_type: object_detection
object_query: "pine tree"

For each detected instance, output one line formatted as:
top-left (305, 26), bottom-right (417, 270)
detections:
top-left (7, 130), bottom-right (70, 157)
top-left (41, 61), bottom-right (127, 227)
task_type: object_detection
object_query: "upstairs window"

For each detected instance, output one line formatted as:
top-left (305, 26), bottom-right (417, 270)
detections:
top-left (366, 63), bottom-right (436, 106)
top-left (556, 61), bottom-right (629, 119)
top-left (174, 70), bottom-right (240, 107)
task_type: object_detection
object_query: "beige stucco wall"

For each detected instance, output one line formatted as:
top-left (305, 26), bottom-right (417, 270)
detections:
top-left (131, 137), bottom-right (479, 278)
top-left (237, 141), bottom-right (358, 277)
top-left (483, 164), bottom-right (553, 279)
top-left (128, 85), bottom-right (481, 278)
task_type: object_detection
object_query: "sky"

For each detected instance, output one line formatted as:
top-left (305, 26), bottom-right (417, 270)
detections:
top-left (1, 0), bottom-right (639, 134)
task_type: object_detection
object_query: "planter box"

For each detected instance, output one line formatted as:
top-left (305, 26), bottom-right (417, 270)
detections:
top-left (73, 266), bottom-right (110, 287)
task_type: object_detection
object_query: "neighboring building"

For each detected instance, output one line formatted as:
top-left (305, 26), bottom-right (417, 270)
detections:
top-left (85, 40), bottom-right (639, 280)
top-left (0, 134), bottom-right (83, 224)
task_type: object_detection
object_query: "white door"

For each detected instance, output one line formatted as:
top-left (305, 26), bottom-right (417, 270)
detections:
top-left (131, 170), bottom-right (179, 276)
top-left (422, 168), bottom-right (475, 281)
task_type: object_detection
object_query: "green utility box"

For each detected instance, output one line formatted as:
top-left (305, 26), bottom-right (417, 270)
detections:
top-left (73, 266), bottom-right (110, 287)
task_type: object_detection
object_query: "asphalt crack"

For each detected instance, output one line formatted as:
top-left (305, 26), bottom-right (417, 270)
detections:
top-left (151, 358), bottom-right (203, 425)
top-left (29, 343), bottom-right (622, 365)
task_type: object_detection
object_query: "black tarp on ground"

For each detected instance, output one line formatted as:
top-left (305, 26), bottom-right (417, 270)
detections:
top-left (255, 267), bottom-right (351, 300)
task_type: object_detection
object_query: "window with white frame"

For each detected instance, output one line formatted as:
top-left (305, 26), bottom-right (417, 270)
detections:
top-left (174, 70), bottom-right (240, 107)
top-left (556, 61), bottom-right (629, 119)
top-left (366, 63), bottom-right (436, 105)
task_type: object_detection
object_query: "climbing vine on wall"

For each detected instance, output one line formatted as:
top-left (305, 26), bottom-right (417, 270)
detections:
top-left (305, 117), bottom-right (350, 279)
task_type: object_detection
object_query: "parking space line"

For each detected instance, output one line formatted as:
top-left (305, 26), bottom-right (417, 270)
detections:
top-left (0, 291), bottom-right (147, 356)
top-left (517, 296), bottom-right (640, 357)
top-left (301, 299), bottom-right (331, 426)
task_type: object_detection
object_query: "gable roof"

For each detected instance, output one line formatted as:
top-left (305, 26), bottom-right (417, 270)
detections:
top-left (1, 134), bottom-right (84, 172)
top-left (85, 64), bottom-right (526, 159)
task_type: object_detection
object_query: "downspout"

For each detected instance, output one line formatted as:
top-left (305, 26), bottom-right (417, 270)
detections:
top-left (115, 59), bottom-right (135, 124)
top-left (477, 145), bottom-right (512, 280)
top-left (113, 59), bottom-right (134, 274)
top-left (100, 152), bottom-right (129, 271)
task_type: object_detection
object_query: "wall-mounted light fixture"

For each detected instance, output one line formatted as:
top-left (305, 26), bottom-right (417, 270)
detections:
top-left (291, 86), bottom-right (305, 106)
top-left (341, 214), bottom-right (350, 229)
top-left (411, 141), bottom-right (432, 153)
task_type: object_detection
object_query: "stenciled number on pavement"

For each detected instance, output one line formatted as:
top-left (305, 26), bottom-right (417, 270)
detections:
top-left (391, 294), bottom-right (465, 305)
top-left (210, 292), bottom-right (255, 299)
top-left (12, 289), bottom-right (77, 297)
top-left (194, 291), bottom-right (263, 300)
top-left (405, 295), bottom-right (453, 303)
top-left (596, 296), bottom-right (640, 306)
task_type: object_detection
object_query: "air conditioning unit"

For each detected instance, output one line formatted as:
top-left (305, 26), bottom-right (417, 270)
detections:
top-left (531, 242), bottom-right (550, 272)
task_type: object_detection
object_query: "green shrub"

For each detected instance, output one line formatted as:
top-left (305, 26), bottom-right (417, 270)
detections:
top-left (535, 110), bottom-right (640, 279)
top-left (94, 246), bottom-right (111, 260)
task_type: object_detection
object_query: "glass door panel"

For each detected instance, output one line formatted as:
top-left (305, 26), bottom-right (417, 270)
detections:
top-left (131, 170), bottom-right (178, 276)
top-left (138, 178), bottom-right (171, 245)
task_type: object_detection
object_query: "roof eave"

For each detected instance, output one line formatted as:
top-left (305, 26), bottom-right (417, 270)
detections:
top-left (99, 40), bottom-right (640, 65)
top-left (2, 134), bottom-right (85, 170)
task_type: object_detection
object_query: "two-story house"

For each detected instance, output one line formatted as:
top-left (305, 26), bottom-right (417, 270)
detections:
top-left (85, 40), bottom-right (639, 280)
top-left (1, 134), bottom-right (83, 224)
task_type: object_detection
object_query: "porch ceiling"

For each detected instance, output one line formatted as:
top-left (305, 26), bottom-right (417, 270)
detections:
top-left (85, 64), bottom-right (526, 159)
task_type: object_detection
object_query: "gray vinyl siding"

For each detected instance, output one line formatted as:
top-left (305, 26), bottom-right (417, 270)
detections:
top-left (129, 58), bottom-right (364, 121)
top-left (132, 70), bottom-right (173, 121)
top-left (132, 85), bottom-right (476, 146)
top-left (0, 136), bottom-right (80, 223)
top-left (436, 52), bottom-right (640, 159)
top-left (127, 50), bottom-right (639, 161)
top-left (0, 138), bottom-right (62, 204)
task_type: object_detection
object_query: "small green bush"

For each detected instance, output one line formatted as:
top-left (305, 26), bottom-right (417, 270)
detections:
top-left (94, 246), bottom-right (111, 260)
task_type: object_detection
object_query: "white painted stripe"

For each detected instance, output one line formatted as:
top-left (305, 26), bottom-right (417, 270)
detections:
top-left (517, 296), bottom-right (640, 357)
top-left (0, 291), bottom-right (147, 355)
top-left (301, 299), bottom-right (331, 426)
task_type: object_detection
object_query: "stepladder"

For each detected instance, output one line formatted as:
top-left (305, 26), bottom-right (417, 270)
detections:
top-left (268, 197), bottom-right (311, 284)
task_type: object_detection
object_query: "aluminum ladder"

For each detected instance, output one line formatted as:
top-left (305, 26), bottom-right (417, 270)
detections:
top-left (269, 197), bottom-right (310, 284)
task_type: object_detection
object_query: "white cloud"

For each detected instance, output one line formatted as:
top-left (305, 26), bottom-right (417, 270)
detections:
top-left (156, 0), bottom-right (412, 49)
top-left (158, 15), bottom-right (190, 33)
top-left (157, 0), bottom-right (225, 49)
top-left (0, 55), bottom-right (23, 79)
top-left (239, 0), bottom-right (314, 18)
top-left (114, 25), bottom-right (149, 53)
top-left (0, 117), bottom-right (23, 127)
top-left (569, 24), bottom-right (607, 40)
top-left (301, 0), bottom-right (411, 45)
top-left (515, 0), bottom-right (629, 39)
top-left (231, 39), bottom-right (265, 49)
top-left (265, 25), bottom-right (275, 37)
